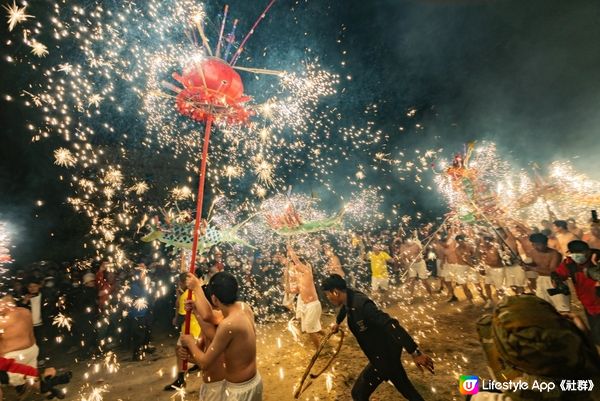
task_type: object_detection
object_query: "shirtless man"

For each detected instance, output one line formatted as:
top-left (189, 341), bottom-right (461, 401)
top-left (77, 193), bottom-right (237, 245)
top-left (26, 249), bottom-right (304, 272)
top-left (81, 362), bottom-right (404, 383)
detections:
top-left (453, 235), bottom-right (477, 303)
top-left (324, 244), bottom-right (345, 278)
top-left (180, 272), bottom-right (262, 401)
top-left (567, 218), bottom-right (584, 239)
top-left (180, 274), bottom-right (227, 400)
top-left (553, 220), bottom-right (579, 257)
top-left (517, 233), bottom-right (570, 312)
top-left (287, 244), bottom-right (323, 349)
top-left (0, 295), bottom-right (39, 391)
top-left (478, 236), bottom-right (505, 309)
top-left (496, 227), bottom-right (527, 295)
top-left (440, 232), bottom-right (460, 302)
top-left (583, 223), bottom-right (600, 249)
top-left (399, 236), bottom-right (433, 299)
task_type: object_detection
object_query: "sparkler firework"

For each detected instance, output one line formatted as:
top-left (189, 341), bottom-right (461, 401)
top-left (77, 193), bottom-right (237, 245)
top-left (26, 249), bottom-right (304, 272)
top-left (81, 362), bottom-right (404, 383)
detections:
top-left (2, 0), bottom-right (351, 263)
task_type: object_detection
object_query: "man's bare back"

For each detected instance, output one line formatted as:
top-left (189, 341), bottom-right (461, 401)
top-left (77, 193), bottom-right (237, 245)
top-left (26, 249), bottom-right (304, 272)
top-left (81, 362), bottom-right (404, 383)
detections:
top-left (197, 313), bottom-right (226, 383)
top-left (527, 247), bottom-right (561, 276)
top-left (218, 303), bottom-right (257, 383)
top-left (444, 240), bottom-right (459, 265)
top-left (0, 306), bottom-right (35, 355)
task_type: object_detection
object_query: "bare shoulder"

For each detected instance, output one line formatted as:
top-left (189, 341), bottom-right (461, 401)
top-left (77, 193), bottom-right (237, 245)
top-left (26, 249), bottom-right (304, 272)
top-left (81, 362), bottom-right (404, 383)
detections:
top-left (16, 306), bottom-right (32, 319)
top-left (239, 302), bottom-right (255, 319)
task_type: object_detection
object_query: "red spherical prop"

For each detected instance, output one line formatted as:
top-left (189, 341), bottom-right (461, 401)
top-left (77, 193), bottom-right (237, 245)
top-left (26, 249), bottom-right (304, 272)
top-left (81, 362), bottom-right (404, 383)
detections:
top-left (173, 57), bottom-right (251, 124)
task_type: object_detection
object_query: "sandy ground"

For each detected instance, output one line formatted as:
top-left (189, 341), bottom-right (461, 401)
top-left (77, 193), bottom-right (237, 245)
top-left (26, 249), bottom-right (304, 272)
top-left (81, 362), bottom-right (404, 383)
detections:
top-left (7, 287), bottom-right (494, 401)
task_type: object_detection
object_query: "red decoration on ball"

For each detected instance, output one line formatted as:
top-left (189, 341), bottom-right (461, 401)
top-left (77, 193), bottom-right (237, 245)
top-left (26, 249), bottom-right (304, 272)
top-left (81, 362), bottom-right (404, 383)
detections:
top-left (173, 57), bottom-right (251, 124)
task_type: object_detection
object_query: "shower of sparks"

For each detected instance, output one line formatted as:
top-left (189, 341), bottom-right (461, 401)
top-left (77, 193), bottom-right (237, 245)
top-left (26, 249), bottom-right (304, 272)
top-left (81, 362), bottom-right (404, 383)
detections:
top-left (54, 148), bottom-right (77, 167)
top-left (129, 181), bottom-right (150, 195)
top-left (29, 41), bottom-right (49, 57)
top-left (2, 0), bottom-right (401, 263)
top-left (80, 386), bottom-right (108, 401)
top-left (3, 0), bottom-right (33, 32)
top-left (0, 221), bottom-right (13, 268)
top-left (287, 319), bottom-right (301, 343)
top-left (133, 297), bottom-right (148, 311)
top-left (433, 142), bottom-right (600, 226)
top-left (172, 186), bottom-right (193, 201)
top-left (170, 386), bottom-right (186, 401)
top-left (52, 313), bottom-right (73, 331)
top-left (325, 372), bottom-right (334, 392)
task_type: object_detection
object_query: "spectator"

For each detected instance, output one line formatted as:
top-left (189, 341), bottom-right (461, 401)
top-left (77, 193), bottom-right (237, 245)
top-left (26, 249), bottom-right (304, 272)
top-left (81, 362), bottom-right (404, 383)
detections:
top-left (66, 272), bottom-right (99, 358)
top-left (554, 240), bottom-right (600, 345)
top-left (552, 220), bottom-right (579, 257)
top-left (367, 244), bottom-right (392, 293)
top-left (567, 218), bottom-right (584, 239)
top-left (19, 276), bottom-right (58, 366)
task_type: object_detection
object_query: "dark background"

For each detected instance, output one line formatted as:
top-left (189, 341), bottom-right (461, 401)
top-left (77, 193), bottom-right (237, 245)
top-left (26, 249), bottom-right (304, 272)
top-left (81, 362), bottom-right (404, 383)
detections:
top-left (1, 0), bottom-right (600, 264)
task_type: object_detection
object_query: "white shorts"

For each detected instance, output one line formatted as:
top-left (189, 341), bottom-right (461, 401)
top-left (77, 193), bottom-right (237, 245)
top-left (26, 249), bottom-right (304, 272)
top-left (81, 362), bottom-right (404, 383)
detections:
top-left (408, 260), bottom-right (430, 279)
top-left (525, 271), bottom-right (539, 279)
top-left (225, 372), bottom-right (263, 401)
top-left (296, 298), bottom-right (322, 333)
top-left (3, 344), bottom-right (39, 386)
top-left (484, 266), bottom-right (505, 288)
top-left (199, 380), bottom-right (225, 401)
top-left (371, 276), bottom-right (389, 291)
top-left (536, 275), bottom-right (571, 313)
top-left (448, 264), bottom-right (476, 285)
top-left (438, 263), bottom-right (450, 279)
top-left (504, 265), bottom-right (527, 287)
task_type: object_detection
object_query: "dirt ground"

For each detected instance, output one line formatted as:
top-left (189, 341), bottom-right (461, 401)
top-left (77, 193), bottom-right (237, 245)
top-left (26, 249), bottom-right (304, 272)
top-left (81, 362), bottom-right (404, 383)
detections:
top-left (8, 288), bottom-right (492, 401)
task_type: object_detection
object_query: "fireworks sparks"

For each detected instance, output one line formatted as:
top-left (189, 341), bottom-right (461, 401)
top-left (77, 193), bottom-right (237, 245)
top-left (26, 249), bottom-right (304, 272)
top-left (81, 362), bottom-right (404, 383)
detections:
top-left (81, 386), bottom-right (108, 401)
top-left (54, 148), bottom-right (76, 167)
top-left (129, 181), bottom-right (150, 195)
top-left (2, 0), bottom-right (395, 262)
top-left (3, 0), bottom-right (33, 32)
top-left (29, 41), bottom-right (49, 57)
top-left (0, 221), bottom-right (13, 268)
top-left (133, 297), bottom-right (148, 311)
top-left (52, 313), bottom-right (73, 331)
top-left (172, 186), bottom-right (193, 201)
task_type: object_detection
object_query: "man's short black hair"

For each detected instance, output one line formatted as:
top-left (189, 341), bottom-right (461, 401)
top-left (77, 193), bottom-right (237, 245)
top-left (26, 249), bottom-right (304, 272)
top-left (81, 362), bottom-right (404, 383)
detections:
top-left (27, 276), bottom-right (42, 285)
top-left (208, 272), bottom-right (238, 305)
top-left (322, 274), bottom-right (347, 292)
top-left (529, 233), bottom-right (548, 245)
top-left (553, 220), bottom-right (568, 230)
top-left (568, 240), bottom-right (590, 253)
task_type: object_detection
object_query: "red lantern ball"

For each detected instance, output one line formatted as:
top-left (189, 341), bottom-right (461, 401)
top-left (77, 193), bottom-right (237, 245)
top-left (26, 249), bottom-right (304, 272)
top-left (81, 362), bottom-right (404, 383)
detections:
top-left (173, 57), bottom-right (251, 124)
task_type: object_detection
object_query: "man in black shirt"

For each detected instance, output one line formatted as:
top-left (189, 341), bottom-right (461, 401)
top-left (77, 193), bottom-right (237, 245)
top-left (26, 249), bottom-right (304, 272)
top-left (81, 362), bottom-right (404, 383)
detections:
top-left (322, 274), bottom-right (434, 401)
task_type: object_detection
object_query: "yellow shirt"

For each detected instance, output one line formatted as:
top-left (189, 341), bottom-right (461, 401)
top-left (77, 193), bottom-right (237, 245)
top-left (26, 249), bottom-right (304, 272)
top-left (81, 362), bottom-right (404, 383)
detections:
top-left (178, 289), bottom-right (201, 338)
top-left (369, 251), bottom-right (391, 278)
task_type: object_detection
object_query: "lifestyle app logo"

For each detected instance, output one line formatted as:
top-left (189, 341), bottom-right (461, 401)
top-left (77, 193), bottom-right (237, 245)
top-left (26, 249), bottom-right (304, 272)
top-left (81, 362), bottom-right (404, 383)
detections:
top-left (459, 375), bottom-right (480, 395)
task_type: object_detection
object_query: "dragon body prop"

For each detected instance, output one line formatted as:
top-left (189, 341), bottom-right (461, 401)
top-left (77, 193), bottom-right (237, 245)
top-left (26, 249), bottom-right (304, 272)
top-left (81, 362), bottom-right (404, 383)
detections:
top-left (268, 208), bottom-right (346, 236)
top-left (141, 220), bottom-right (253, 255)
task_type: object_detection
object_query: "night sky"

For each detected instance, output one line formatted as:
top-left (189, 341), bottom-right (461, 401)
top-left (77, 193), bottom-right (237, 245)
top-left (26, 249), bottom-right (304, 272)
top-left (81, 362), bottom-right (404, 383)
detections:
top-left (1, 0), bottom-right (600, 264)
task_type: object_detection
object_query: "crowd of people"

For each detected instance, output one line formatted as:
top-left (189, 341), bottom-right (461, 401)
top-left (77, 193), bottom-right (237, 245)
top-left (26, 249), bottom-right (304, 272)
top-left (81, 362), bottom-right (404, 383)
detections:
top-left (1, 214), bottom-right (600, 400)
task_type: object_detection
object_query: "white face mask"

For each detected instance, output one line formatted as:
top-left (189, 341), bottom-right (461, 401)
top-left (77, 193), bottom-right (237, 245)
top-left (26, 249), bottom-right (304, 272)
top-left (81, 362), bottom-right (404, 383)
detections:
top-left (570, 253), bottom-right (587, 264)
